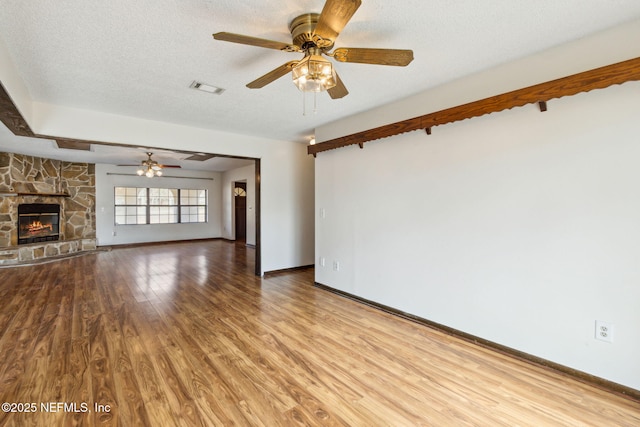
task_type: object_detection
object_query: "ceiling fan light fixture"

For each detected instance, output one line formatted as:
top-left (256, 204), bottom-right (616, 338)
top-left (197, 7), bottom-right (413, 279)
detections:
top-left (121, 152), bottom-right (177, 177)
top-left (139, 164), bottom-right (163, 177)
top-left (139, 153), bottom-right (164, 177)
top-left (292, 55), bottom-right (336, 92)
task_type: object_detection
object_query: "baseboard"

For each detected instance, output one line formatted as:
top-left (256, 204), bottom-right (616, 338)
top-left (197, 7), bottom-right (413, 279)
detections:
top-left (263, 264), bottom-right (314, 277)
top-left (99, 237), bottom-right (223, 250)
top-left (314, 281), bottom-right (640, 403)
top-left (217, 238), bottom-right (254, 248)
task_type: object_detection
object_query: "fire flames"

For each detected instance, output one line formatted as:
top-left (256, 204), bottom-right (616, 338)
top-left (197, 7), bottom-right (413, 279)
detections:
top-left (27, 220), bottom-right (53, 234)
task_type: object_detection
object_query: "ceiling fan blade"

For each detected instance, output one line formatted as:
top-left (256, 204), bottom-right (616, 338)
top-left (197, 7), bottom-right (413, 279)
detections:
top-left (313, 0), bottom-right (362, 42)
top-left (327, 72), bottom-right (348, 99)
top-left (332, 47), bottom-right (414, 66)
top-left (246, 61), bottom-right (299, 89)
top-left (213, 32), bottom-right (296, 51)
top-left (117, 163), bottom-right (180, 168)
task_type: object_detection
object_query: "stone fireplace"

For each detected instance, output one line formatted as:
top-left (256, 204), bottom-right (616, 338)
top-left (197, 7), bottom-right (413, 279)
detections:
top-left (0, 152), bottom-right (96, 264)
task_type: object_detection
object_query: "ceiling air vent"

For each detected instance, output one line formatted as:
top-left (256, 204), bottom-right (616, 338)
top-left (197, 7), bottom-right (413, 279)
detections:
top-left (183, 153), bottom-right (218, 161)
top-left (189, 81), bottom-right (225, 95)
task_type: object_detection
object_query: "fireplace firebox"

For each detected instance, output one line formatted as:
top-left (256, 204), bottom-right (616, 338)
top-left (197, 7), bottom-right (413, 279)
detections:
top-left (18, 203), bottom-right (60, 245)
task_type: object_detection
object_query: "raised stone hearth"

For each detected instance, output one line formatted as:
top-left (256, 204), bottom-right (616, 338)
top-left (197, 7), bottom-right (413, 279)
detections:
top-left (0, 239), bottom-right (97, 265)
top-left (0, 152), bottom-right (96, 264)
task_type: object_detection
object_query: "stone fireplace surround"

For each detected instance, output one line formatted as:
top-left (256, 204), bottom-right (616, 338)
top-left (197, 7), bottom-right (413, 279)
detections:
top-left (0, 152), bottom-right (96, 265)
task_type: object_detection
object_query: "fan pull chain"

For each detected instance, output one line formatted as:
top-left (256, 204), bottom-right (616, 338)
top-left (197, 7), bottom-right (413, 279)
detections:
top-left (301, 91), bottom-right (319, 116)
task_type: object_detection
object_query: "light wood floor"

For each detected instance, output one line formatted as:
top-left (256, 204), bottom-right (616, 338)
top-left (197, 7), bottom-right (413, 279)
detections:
top-left (0, 241), bottom-right (638, 426)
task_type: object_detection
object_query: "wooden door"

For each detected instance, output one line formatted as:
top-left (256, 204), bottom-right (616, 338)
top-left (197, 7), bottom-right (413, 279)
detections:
top-left (234, 182), bottom-right (247, 242)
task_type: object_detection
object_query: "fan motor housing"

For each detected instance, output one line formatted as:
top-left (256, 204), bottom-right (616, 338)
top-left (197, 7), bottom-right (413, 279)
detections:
top-left (289, 13), bottom-right (334, 50)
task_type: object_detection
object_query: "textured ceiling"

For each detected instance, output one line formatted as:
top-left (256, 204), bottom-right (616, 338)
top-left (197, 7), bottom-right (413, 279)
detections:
top-left (1, 0), bottom-right (640, 167)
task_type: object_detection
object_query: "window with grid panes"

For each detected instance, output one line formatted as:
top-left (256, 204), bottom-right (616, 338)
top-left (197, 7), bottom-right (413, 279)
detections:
top-left (180, 189), bottom-right (207, 223)
top-left (149, 187), bottom-right (179, 224)
top-left (114, 187), bottom-right (207, 225)
top-left (114, 187), bottom-right (148, 225)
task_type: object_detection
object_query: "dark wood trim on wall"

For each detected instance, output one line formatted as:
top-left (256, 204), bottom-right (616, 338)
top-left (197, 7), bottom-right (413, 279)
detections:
top-left (263, 264), bottom-right (314, 277)
top-left (254, 159), bottom-right (261, 277)
top-left (314, 282), bottom-right (640, 403)
top-left (308, 56), bottom-right (640, 156)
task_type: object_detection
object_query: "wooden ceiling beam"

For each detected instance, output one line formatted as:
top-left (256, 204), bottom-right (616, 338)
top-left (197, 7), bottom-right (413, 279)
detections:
top-left (309, 56), bottom-right (640, 156)
top-left (0, 84), bottom-right (34, 137)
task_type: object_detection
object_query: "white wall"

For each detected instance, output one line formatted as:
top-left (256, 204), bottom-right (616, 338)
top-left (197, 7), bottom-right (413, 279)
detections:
top-left (315, 23), bottom-right (640, 390)
top-left (95, 164), bottom-right (222, 246)
top-left (221, 164), bottom-right (256, 245)
top-left (262, 141), bottom-right (315, 270)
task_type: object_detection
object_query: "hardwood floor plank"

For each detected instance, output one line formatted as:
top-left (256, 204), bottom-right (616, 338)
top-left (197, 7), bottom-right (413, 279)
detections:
top-left (60, 338), bottom-right (92, 427)
top-left (88, 314), bottom-right (119, 425)
top-left (0, 240), bottom-right (638, 426)
top-left (151, 350), bottom-right (205, 426)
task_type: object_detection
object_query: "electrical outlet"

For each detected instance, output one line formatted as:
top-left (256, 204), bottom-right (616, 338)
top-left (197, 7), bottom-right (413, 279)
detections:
top-left (595, 320), bottom-right (614, 343)
top-left (333, 261), bottom-right (340, 271)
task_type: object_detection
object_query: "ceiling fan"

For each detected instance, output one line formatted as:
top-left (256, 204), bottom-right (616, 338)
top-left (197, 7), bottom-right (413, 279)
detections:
top-left (118, 152), bottom-right (181, 177)
top-left (212, 0), bottom-right (414, 99)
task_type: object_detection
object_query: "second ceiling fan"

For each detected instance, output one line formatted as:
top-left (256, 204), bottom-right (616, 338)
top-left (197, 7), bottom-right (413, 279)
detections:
top-left (213, 0), bottom-right (414, 99)
top-left (118, 152), bottom-right (181, 178)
